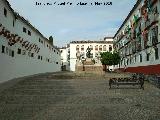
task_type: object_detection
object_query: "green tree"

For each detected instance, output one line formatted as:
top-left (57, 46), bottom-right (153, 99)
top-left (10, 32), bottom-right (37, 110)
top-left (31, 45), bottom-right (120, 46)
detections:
top-left (100, 52), bottom-right (121, 72)
top-left (100, 52), bottom-right (113, 71)
top-left (112, 52), bottom-right (121, 65)
top-left (49, 36), bottom-right (53, 45)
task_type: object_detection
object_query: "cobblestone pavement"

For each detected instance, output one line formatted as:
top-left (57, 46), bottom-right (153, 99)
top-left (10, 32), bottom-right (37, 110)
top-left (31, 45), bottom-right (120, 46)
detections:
top-left (0, 72), bottom-right (160, 120)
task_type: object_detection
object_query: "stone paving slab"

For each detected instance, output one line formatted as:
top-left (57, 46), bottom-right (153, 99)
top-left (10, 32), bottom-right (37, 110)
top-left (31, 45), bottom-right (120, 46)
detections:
top-left (0, 72), bottom-right (160, 120)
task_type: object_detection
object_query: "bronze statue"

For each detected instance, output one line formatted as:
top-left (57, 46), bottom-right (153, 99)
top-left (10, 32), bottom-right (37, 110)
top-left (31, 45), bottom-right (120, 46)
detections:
top-left (86, 46), bottom-right (91, 58)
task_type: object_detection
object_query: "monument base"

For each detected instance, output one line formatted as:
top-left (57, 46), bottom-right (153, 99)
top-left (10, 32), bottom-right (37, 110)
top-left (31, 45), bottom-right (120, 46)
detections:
top-left (75, 64), bottom-right (103, 74)
top-left (84, 58), bottom-right (94, 65)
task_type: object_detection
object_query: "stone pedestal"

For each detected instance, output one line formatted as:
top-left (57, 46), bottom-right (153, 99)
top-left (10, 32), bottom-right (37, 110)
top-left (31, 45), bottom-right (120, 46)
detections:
top-left (84, 58), bottom-right (94, 65)
top-left (76, 58), bottom-right (103, 74)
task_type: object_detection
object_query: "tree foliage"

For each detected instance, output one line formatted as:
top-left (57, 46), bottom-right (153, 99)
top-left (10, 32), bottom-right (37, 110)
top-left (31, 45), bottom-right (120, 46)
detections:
top-left (100, 52), bottom-right (121, 66)
top-left (100, 52), bottom-right (113, 66)
top-left (49, 36), bottom-right (53, 45)
top-left (112, 52), bottom-right (121, 65)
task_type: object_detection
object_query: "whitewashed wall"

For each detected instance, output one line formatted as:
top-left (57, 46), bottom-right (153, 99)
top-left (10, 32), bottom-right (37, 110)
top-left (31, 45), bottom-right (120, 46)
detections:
top-left (0, 0), bottom-right (61, 83)
top-left (60, 48), bottom-right (70, 71)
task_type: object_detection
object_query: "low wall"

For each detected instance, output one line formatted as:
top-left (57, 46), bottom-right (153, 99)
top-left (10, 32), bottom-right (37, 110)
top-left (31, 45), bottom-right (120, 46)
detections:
top-left (76, 65), bottom-right (103, 74)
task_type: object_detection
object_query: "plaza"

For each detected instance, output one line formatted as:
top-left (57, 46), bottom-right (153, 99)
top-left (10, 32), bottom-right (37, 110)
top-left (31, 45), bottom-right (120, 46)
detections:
top-left (0, 72), bottom-right (160, 120)
top-left (0, 0), bottom-right (160, 119)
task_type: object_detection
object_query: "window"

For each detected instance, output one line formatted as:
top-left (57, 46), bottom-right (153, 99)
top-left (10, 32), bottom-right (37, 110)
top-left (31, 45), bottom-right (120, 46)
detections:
top-left (54, 50), bottom-right (55, 52)
top-left (152, 26), bottom-right (158, 45)
top-left (28, 52), bottom-right (31, 57)
top-left (38, 55), bottom-right (40, 59)
top-left (2, 45), bottom-right (5, 53)
top-left (4, 8), bottom-right (7, 17)
top-left (99, 45), bottom-right (102, 51)
top-left (146, 53), bottom-right (150, 61)
top-left (90, 45), bottom-right (93, 50)
top-left (135, 55), bottom-right (136, 63)
top-left (28, 30), bottom-right (31, 36)
top-left (39, 38), bottom-right (41, 42)
top-left (11, 51), bottom-right (14, 57)
top-left (41, 56), bottom-right (42, 60)
top-left (17, 48), bottom-right (21, 54)
top-left (76, 45), bottom-right (80, 51)
top-left (31, 53), bottom-right (34, 57)
top-left (153, 6), bottom-right (158, 15)
top-left (127, 59), bottom-right (129, 65)
top-left (81, 45), bottom-right (84, 51)
top-left (95, 45), bottom-right (98, 51)
top-left (57, 52), bottom-right (58, 54)
top-left (109, 45), bottom-right (112, 52)
top-left (6, 47), bottom-right (9, 54)
top-left (155, 48), bottom-right (159, 60)
top-left (56, 62), bottom-right (58, 64)
top-left (139, 54), bottom-right (142, 62)
top-left (103, 45), bottom-right (107, 51)
top-left (13, 20), bottom-right (15, 27)
top-left (144, 32), bottom-right (148, 48)
top-left (23, 27), bottom-right (26, 33)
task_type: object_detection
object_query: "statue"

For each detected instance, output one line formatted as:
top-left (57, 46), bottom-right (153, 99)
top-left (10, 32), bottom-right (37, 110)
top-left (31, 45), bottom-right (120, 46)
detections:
top-left (76, 51), bottom-right (81, 63)
top-left (86, 46), bottom-right (91, 58)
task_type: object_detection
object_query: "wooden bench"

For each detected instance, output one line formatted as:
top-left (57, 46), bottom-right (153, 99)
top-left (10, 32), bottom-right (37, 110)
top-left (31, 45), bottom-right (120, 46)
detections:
top-left (109, 77), bottom-right (144, 89)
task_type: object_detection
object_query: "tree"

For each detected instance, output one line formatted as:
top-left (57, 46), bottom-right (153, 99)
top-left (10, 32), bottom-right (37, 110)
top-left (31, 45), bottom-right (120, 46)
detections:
top-left (112, 52), bottom-right (121, 65)
top-left (49, 36), bottom-right (53, 45)
top-left (100, 52), bottom-right (121, 72)
top-left (100, 52), bottom-right (113, 71)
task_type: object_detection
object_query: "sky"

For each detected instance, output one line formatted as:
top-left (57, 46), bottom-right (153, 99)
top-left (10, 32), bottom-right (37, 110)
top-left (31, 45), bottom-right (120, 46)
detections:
top-left (8, 0), bottom-right (136, 47)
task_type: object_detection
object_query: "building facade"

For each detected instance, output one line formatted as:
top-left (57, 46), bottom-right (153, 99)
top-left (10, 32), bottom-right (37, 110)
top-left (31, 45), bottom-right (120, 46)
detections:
top-left (114, 0), bottom-right (160, 74)
top-left (69, 38), bottom-right (113, 71)
top-left (59, 45), bottom-right (70, 71)
top-left (0, 0), bottom-right (61, 82)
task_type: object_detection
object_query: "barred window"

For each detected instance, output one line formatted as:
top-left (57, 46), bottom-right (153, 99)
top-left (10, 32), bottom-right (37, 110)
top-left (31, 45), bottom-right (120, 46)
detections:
top-left (17, 48), bottom-right (21, 54)
top-left (4, 8), bottom-right (7, 17)
top-left (155, 48), bottom-right (159, 60)
top-left (146, 53), bottom-right (150, 61)
top-left (2, 45), bottom-right (5, 53)
top-left (23, 27), bottom-right (26, 33)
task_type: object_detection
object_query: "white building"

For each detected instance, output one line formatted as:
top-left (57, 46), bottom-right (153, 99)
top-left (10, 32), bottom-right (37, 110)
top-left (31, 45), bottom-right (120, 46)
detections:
top-left (114, 0), bottom-right (160, 74)
top-left (69, 38), bottom-right (113, 71)
top-left (59, 45), bottom-right (70, 71)
top-left (0, 0), bottom-right (61, 82)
